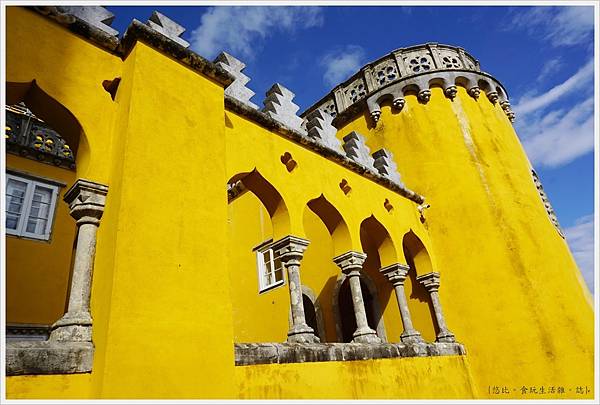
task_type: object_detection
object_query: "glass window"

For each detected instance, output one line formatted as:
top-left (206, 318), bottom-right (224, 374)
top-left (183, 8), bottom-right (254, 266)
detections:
top-left (5, 173), bottom-right (59, 240)
top-left (256, 246), bottom-right (285, 293)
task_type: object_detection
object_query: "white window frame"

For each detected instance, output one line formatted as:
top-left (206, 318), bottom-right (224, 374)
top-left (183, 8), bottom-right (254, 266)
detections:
top-left (255, 244), bottom-right (285, 293)
top-left (5, 173), bottom-right (60, 241)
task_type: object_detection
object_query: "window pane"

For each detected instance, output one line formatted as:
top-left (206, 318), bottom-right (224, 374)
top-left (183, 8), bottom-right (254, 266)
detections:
top-left (274, 268), bottom-right (283, 282)
top-left (26, 186), bottom-right (53, 235)
top-left (6, 214), bottom-right (19, 230)
top-left (5, 178), bottom-right (28, 230)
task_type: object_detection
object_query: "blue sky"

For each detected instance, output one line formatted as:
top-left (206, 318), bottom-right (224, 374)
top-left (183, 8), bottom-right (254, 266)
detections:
top-left (106, 4), bottom-right (596, 293)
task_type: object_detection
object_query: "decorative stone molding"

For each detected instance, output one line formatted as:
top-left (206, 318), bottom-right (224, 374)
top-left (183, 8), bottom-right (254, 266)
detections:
top-left (380, 264), bottom-right (424, 343)
top-left (271, 236), bottom-right (320, 343)
top-left (372, 148), bottom-right (403, 186)
top-left (301, 43), bottom-right (513, 127)
top-left (531, 169), bottom-right (564, 237)
top-left (262, 83), bottom-right (305, 133)
top-left (5, 104), bottom-right (76, 170)
top-left (6, 324), bottom-right (51, 341)
top-left (145, 11), bottom-right (189, 48)
top-left (234, 341), bottom-right (466, 366)
top-left (6, 179), bottom-right (108, 375)
top-left (214, 52), bottom-right (258, 109)
top-left (304, 108), bottom-right (343, 151)
top-left (342, 131), bottom-right (376, 171)
top-left (417, 272), bottom-right (456, 343)
top-left (333, 251), bottom-right (381, 343)
top-left (55, 6), bottom-right (118, 36)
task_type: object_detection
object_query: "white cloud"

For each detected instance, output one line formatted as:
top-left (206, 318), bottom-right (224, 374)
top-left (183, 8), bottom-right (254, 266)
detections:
top-left (506, 6), bottom-right (594, 47)
top-left (512, 57), bottom-right (595, 168)
top-left (565, 214), bottom-right (596, 294)
top-left (320, 45), bottom-right (365, 87)
top-left (537, 58), bottom-right (564, 82)
top-left (514, 59), bottom-right (593, 116)
top-left (190, 7), bottom-right (323, 60)
top-left (520, 96), bottom-right (594, 168)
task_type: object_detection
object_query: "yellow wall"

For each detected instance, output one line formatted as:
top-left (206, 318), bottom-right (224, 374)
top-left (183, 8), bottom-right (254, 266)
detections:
top-left (5, 6), bottom-right (594, 400)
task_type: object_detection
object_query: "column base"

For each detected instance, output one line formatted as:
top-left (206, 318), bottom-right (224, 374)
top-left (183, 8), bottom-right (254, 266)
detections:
top-left (352, 327), bottom-right (381, 343)
top-left (287, 324), bottom-right (320, 343)
top-left (400, 330), bottom-right (425, 344)
top-left (50, 312), bottom-right (92, 342)
top-left (436, 330), bottom-right (456, 343)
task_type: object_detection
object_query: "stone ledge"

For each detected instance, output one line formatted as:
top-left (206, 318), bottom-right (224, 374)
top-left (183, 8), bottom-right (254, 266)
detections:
top-left (234, 342), bottom-right (465, 366)
top-left (225, 96), bottom-right (426, 205)
top-left (6, 340), bottom-right (93, 375)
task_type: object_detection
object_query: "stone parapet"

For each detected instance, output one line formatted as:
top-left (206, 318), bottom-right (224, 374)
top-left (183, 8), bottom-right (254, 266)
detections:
top-left (301, 43), bottom-right (515, 126)
top-left (234, 341), bottom-right (465, 366)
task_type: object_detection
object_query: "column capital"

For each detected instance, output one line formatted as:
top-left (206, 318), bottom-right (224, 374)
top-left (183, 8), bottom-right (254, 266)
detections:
top-left (271, 235), bottom-right (310, 263)
top-left (379, 263), bottom-right (410, 286)
top-left (417, 271), bottom-right (441, 292)
top-left (333, 251), bottom-right (367, 276)
top-left (64, 179), bottom-right (109, 226)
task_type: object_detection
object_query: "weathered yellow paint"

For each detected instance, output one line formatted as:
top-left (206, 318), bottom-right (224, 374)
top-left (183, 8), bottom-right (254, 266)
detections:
top-left (5, 6), bottom-right (594, 400)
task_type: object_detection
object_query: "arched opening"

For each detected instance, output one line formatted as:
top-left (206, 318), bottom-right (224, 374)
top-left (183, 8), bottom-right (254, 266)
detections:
top-left (301, 194), bottom-right (352, 342)
top-left (303, 294), bottom-right (319, 340)
top-left (338, 277), bottom-right (380, 343)
top-left (5, 81), bottom-right (85, 334)
top-left (227, 169), bottom-right (292, 343)
top-left (6, 81), bottom-right (83, 159)
top-left (402, 230), bottom-right (437, 341)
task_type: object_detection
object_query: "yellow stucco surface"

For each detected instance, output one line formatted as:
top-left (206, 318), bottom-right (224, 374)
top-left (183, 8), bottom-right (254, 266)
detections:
top-left (5, 6), bottom-right (594, 400)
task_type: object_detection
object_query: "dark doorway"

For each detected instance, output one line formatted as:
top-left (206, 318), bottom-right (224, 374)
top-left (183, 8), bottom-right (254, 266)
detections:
top-left (339, 278), bottom-right (378, 342)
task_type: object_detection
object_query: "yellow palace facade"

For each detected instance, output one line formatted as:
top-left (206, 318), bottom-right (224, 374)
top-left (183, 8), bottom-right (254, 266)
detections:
top-left (3, 6), bottom-right (594, 400)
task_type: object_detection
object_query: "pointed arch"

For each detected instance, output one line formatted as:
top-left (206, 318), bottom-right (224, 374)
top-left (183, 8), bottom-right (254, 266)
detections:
top-left (6, 80), bottom-right (84, 155)
top-left (359, 215), bottom-right (398, 268)
top-left (402, 230), bottom-right (434, 276)
top-left (306, 194), bottom-right (352, 256)
top-left (227, 169), bottom-right (291, 238)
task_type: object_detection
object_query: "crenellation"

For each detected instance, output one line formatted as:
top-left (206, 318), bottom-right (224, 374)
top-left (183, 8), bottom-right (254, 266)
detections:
top-left (262, 83), bottom-right (305, 133)
top-left (214, 52), bottom-right (258, 109)
top-left (145, 11), bottom-right (190, 48)
top-left (342, 131), bottom-right (376, 171)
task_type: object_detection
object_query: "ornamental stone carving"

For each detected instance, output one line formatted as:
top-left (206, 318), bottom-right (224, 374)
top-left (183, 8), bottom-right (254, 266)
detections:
top-left (372, 149), bottom-right (403, 186)
top-left (301, 43), bottom-right (511, 126)
top-left (342, 131), bottom-right (376, 171)
top-left (305, 108), bottom-right (343, 151)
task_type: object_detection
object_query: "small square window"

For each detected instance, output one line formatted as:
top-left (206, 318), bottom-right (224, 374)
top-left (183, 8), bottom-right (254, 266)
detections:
top-left (5, 173), bottom-right (59, 241)
top-left (256, 245), bottom-right (285, 293)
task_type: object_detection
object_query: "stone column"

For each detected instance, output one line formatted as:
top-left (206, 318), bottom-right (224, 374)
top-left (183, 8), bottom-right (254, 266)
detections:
top-left (333, 251), bottom-right (381, 343)
top-left (417, 272), bottom-right (456, 343)
top-left (271, 235), bottom-right (320, 343)
top-left (50, 179), bottom-right (108, 342)
top-left (380, 263), bottom-right (424, 344)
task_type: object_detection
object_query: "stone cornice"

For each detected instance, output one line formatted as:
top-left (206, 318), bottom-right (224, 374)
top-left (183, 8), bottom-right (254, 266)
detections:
top-left (118, 19), bottom-right (234, 87)
top-left (300, 43), bottom-right (515, 127)
top-left (225, 96), bottom-right (425, 205)
top-left (27, 7), bottom-right (235, 89)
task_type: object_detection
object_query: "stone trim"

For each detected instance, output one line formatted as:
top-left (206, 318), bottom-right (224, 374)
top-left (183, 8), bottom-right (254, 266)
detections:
top-left (300, 42), bottom-right (512, 126)
top-left (225, 96), bottom-right (425, 205)
top-left (6, 341), bottom-right (93, 375)
top-left (27, 7), bottom-right (235, 89)
top-left (234, 341), bottom-right (466, 366)
top-left (6, 323), bottom-right (51, 341)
